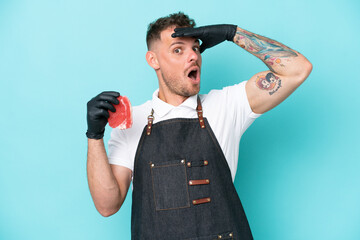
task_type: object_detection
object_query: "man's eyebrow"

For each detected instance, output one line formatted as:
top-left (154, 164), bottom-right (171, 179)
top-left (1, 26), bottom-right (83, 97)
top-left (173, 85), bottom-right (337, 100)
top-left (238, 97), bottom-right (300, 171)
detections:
top-left (169, 41), bottom-right (185, 48)
top-left (169, 40), bottom-right (200, 48)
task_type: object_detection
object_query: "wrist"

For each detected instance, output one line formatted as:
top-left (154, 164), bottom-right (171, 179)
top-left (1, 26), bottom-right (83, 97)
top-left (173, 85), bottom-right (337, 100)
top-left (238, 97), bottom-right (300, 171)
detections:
top-left (226, 24), bottom-right (237, 42)
top-left (230, 26), bottom-right (239, 42)
top-left (86, 129), bottom-right (105, 139)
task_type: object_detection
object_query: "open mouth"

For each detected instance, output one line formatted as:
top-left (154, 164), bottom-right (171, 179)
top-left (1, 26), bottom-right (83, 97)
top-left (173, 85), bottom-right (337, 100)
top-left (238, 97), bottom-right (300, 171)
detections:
top-left (188, 70), bottom-right (197, 80)
top-left (187, 67), bottom-right (200, 83)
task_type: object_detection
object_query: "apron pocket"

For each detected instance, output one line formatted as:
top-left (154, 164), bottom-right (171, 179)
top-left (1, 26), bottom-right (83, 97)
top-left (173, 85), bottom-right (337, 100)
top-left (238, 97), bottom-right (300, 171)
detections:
top-left (150, 159), bottom-right (190, 211)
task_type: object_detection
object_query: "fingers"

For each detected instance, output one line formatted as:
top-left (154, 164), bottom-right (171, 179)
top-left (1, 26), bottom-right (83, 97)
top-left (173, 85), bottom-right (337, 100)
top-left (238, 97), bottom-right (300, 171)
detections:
top-left (87, 91), bottom-right (120, 118)
top-left (100, 91), bottom-right (120, 97)
top-left (172, 27), bottom-right (203, 38)
top-left (96, 92), bottom-right (120, 105)
top-left (200, 43), bottom-right (208, 53)
top-left (94, 108), bottom-right (110, 119)
top-left (98, 101), bottom-right (117, 112)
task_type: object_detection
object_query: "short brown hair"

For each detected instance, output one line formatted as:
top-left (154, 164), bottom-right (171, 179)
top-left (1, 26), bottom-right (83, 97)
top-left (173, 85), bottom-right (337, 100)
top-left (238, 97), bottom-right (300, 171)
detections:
top-left (146, 12), bottom-right (196, 50)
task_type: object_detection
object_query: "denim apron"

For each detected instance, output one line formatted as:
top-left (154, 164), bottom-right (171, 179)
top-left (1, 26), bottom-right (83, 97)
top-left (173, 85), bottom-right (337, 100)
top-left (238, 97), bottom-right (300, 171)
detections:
top-left (131, 96), bottom-right (253, 240)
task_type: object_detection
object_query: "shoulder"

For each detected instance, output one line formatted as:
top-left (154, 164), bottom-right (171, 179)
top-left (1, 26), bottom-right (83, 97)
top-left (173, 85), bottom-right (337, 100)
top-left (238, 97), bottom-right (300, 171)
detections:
top-left (200, 81), bottom-right (248, 107)
top-left (200, 80), bottom-right (261, 130)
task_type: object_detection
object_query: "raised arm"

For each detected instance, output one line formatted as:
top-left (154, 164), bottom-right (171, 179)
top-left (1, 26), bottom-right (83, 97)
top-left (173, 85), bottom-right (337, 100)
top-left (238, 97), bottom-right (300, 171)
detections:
top-left (172, 24), bottom-right (313, 114)
top-left (233, 27), bottom-right (312, 114)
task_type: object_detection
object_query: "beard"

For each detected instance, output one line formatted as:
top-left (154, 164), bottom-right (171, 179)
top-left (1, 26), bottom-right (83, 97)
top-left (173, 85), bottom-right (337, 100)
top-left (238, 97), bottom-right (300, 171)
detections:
top-left (160, 68), bottom-right (201, 97)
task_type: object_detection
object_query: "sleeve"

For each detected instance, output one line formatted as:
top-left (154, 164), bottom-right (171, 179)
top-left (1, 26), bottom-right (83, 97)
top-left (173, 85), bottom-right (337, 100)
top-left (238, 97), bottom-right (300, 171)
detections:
top-left (226, 80), bottom-right (262, 136)
top-left (107, 128), bottom-right (133, 171)
top-left (207, 80), bottom-right (262, 137)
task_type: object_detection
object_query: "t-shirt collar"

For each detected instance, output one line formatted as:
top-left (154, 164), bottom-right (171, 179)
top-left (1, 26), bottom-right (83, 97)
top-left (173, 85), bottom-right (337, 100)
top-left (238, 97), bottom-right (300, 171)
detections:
top-left (151, 89), bottom-right (198, 118)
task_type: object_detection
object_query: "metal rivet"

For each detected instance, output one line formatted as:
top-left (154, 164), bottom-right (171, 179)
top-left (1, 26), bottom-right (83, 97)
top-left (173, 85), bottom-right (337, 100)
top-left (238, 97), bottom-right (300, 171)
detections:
top-left (147, 133), bottom-right (150, 135)
top-left (187, 162), bottom-right (191, 167)
top-left (204, 160), bottom-right (208, 165)
top-left (193, 200), bottom-right (197, 204)
top-left (189, 181), bottom-right (193, 185)
top-left (229, 233), bottom-right (233, 237)
top-left (218, 235), bottom-right (222, 239)
top-left (148, 126), bottom-right (151, 129)
top-left (181, 160), bottom-right (185, 164)
top-left (207, 198), bottom-right (210, 202)
top-left (206, 179), bottom-right (209, 183)
top-left (200, 119), bottom-right (203, 122)
top-left (151, 164), bottom-right (154, 167)
top-left (201, 125), bottom-right (205, 128)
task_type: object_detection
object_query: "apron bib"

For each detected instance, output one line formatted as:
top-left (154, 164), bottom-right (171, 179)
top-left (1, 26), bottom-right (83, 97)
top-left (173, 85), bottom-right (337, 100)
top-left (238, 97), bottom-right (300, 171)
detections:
top-left (131, 96), bottom-right (253, 240)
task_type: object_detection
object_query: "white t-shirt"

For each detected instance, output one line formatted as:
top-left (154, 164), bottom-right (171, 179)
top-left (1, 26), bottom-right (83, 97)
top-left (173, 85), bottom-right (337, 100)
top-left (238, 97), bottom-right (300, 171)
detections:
top-left (108, 81), bottom-right (261, 182)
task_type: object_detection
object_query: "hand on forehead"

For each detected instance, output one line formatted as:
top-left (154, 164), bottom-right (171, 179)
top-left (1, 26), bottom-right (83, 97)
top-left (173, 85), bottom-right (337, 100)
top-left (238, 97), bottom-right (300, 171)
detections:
top-left (150, 26), bottom-right (199, 51)
top-left (165, 26), bottom-right (199, 43)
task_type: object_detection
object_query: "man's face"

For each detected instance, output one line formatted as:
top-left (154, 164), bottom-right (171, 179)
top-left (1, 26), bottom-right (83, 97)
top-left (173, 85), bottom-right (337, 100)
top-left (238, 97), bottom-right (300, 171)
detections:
top-left (154, 26), bottom-right (202, 97)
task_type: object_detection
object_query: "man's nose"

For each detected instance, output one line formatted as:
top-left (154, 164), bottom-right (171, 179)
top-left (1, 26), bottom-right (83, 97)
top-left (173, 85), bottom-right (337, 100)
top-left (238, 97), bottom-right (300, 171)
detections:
top-left (188, 49), bottom-right (199, 63)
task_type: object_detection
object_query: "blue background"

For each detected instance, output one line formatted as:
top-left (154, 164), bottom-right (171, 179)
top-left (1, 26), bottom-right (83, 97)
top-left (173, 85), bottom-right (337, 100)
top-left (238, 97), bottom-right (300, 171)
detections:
top-left (1, 0), bottom-right (359, 239)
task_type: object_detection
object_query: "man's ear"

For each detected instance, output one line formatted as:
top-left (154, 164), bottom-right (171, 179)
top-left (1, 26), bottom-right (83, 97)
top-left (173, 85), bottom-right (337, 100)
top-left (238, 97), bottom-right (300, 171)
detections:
top-left (146, 51), bottom-right (160, 70)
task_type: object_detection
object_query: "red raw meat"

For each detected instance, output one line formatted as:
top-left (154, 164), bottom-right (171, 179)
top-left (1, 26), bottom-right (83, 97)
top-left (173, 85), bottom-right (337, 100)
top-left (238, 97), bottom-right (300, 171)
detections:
top-left (108, 96), bottom-right (133, 129)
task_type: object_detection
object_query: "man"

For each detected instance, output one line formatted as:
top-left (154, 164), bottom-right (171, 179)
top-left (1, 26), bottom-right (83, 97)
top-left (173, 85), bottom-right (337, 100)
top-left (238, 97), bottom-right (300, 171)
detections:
top-left (86, 12), bottom-right (312, 239)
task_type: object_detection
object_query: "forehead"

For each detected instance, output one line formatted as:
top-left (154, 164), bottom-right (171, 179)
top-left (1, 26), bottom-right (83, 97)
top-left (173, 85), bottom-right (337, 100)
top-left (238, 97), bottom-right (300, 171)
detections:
top-left (159, 26), bottom-right (199, 47)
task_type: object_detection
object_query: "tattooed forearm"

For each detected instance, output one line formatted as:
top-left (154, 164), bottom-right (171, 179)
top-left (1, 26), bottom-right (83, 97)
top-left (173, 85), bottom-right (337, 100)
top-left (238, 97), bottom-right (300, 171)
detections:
top-left (255, 72), bottom-right (282, 95)
top-left (234, 27), bottom-right (298, 73)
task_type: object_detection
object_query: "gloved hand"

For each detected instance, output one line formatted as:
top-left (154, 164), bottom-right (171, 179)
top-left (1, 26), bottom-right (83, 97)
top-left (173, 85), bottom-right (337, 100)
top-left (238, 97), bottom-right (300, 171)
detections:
top-left (171, 24), bottom-right (237, 53)
top-left (86, 91), bottom-right (120, 139)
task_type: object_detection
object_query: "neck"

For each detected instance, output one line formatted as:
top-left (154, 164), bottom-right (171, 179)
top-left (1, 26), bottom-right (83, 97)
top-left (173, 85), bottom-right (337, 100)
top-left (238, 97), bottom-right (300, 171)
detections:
top-left (158, 87), bottom-right (189, 106)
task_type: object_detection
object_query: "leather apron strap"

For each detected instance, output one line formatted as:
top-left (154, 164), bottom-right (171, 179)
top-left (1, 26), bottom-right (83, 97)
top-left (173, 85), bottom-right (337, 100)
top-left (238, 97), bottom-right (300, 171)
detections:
top-left (146, 95), bottom-right (205, 136)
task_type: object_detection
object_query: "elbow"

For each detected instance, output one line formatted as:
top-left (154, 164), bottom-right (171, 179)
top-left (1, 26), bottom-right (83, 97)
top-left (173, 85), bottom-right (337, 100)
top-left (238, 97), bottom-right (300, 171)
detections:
top-left (96, 202), bottom-right (122, 217)
top-left (296, 60), bottom-right (313, 84)
top-left (92, 189), bottom-right (125, 217)
top-left (305, 61), bottom-right (313, 77)
top-left (100, 211), bottom-right (116, 218)
top-left (98, 206), bottom-right (120, 217)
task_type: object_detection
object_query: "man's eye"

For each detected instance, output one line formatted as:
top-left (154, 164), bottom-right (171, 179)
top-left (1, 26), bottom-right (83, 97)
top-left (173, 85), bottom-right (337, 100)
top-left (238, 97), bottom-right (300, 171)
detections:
top-left (174, 48), bottom-right (181, 54)
top-left (193, 46), bottom-right (200, 52)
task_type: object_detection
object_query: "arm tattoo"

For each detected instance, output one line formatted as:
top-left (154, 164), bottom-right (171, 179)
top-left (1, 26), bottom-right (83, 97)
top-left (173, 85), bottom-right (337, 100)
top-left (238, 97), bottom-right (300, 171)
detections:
top-left (235, 28), bottom-right (298, 69)
top-left (255, 72), bottom-right (282, 95)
